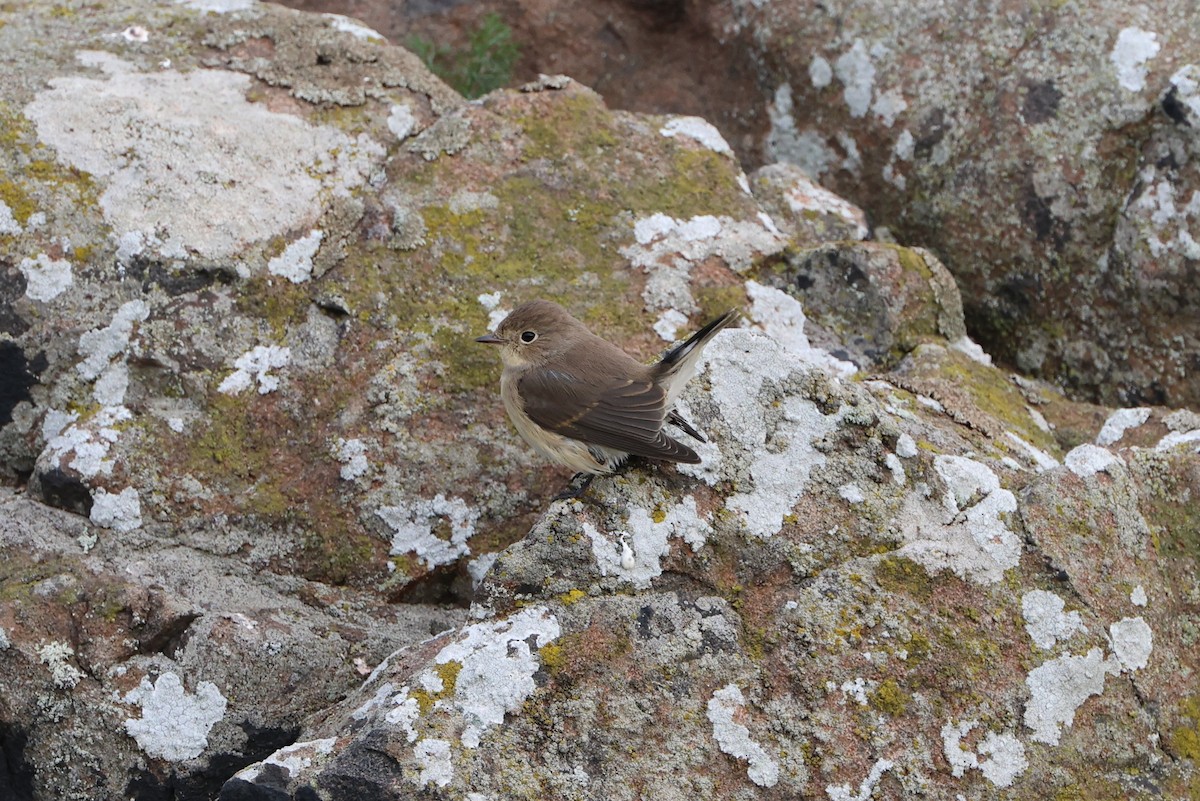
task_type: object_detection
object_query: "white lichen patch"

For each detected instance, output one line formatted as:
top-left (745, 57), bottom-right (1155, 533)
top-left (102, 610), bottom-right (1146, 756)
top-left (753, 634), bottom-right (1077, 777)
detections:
top-left (386, 693), bottom-right (421, 741)
top-left (1110, 27), bottom-right (1160, 92)
top-left (77, 300), bottom-right (149, 381)
top-left (872, 87), bottom-right (907, 127)
top-left (659, 116), bottom-right (733, 156)
top-left (681, 329), bottom-right (843, 538)
top-left (941, 721), bottom-right (1028, 787)
top-left (894, 455), bottom-right (1019, 585)
top-left (653, 308), bottom-right (689, 341)
top-left (745, 280), bottom-right (856, 376)
top-left (428, 607), bottom-right (560, 748)
top-left (839, 677), bottom-right (873, 705)
top-left (25, 51), bottom-right (381, 260)
top-left (827, 757), bottom-right (893, 801)
top-left (377, 494), bottom-right (478, 569)
top-left (466, 552), bottom-right (498, 589)
top-left (623, 213), bottom-right (785, 313)
top-left (267, 229), bottom-right (323, 283)
top-left (707, 684), bottom-right (779, 788)
top-left (778, 172), bottom-right (869, 240)
top-left (90, 486), bottom-right (143, 532)
top-left (19, 253), bottom-right (73, 301)
top-left (123, 672), bottom-right (228, 762)
top-left (44, 405), bottom-right (131, 479)
top-left (766, 83), bottom-right (837, 177)
top-left (1109, 617), bottom-right (1152, 672)
top-left (587, 499), bottom-right (713, 587)
top-left (1004, 432), bottom-right (1059, 472)
top-left (93, 361), bottom-right (130, 407)
top-left (1096, 407), bottom-right (1151, 446)
top-left (1169, 65), bottom-right (1200, 125)
top-left (1022, 590), bottom-right (1086, 649)
top-left (324, 12), bottom-right (385, 41)
top-left (382, 104), bottom-right (416, 144)
top-left (476, 291), bottom-right (508, 331)
top-left (352, 681), bottom-right (395, 720)
top-left (839, 483), bottom-right (865, 504)
top-left (414, 738), bottom-right (453, 787)
top-left (895, 433), bottom-right (917, 458)
top-left (950, 336), bottom-right (992, 365)
top-left (1131, 585), bottom-right (1148, 606)
top-left (1024, 647), bottom-right (1115, 745)
top-left (834, 39), bottom-right (876, 118)
top-left (218, 345), bottom-right (291, 395)
top-left (0, 199), bottom-right (21, 234)
top-left (810, 55), bottom-right (833, 87)
top-left (883, 129), bottom-right (915, 189)
top-left (234, 738), bottom-right (336, 784)
top-left (39, 642), bottom-right (85, 688)
top-left (1064, 443), bottom-right (1123, 477)
top-left (178, 0), bottom-right (255, 11)
top-left (332, 437), bottom-right (369, 480)
top-left (1129, 167), bottom-right (1200, 259)
top-left (1156, 428), bottom-right (1200, 453)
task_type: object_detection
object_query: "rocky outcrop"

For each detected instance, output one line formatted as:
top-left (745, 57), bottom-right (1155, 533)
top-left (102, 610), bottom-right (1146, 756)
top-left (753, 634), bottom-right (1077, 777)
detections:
top-left (728, 0), bottom-right (1200, 408)
top-left (0, 2), bottom-right (1197, 800)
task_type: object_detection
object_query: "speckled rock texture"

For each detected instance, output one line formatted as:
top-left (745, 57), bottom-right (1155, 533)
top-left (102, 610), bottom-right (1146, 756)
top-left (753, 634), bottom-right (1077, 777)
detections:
top-left (0, 2), bottom-right (1198, 800)
top-left (225, 323), bottom-right (1200, 800)
top-left (722, 0), bottom-right (1200, 408)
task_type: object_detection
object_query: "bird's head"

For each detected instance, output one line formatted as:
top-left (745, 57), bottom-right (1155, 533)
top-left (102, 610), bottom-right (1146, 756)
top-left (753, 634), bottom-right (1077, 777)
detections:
top-left (475, 299), bottom-right (585, 369)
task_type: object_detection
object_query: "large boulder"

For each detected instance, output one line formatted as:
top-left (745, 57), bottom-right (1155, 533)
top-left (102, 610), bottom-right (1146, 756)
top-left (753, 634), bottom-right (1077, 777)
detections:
top-left (723, 0), bottom-right (1200, 407)
top-left (225, 315), bottom-right (1200, 800)
top-left (0, 2), bottom-right (1197, 800)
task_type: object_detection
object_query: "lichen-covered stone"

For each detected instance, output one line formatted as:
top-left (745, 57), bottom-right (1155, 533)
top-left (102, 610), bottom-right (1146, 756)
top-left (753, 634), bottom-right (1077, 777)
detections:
top-left (0, 2), bottom-right (1197, 799)
top-left (735, 0), bottom-right (1200, 407)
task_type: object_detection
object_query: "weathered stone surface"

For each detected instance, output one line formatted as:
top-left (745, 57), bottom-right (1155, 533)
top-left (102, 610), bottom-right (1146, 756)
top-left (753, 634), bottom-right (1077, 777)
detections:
top-left (749, 161), bottom-right (869, 247)
top-left (0, 2), bottom-right (1197, 800)
top-left (771, 243), bottom-right (968, 370)
top-left (0, 488), bottom-right (464, 800)
top-left (732, 0), bottom-right (1200, 407)
top-left (226, 324), bottom-right (1200, 801)
top-left (0, 0), bottom-right (773, 601)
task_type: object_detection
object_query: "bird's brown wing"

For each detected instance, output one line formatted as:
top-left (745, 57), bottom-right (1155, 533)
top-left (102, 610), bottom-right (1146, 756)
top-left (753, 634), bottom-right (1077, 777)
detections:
top-left (518, 366), bottom-right (700, 464)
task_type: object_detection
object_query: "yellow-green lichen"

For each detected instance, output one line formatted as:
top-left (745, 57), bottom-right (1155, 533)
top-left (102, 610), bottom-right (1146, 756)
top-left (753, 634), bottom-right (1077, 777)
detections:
top-left (869, 678), bottom-right (910, 716)
top-left (558, 588), bottom-right (586, 605)
top-left (409, 659), bottom-right (463, 715)
top-left (538, 642), bottom-right (564, 674)
top-left (0, 179), bottom-right (36, 224)
top-left (1171, 694), bottom-right (1200, 761)
top-left (905, 630), bottom-right (932, 663)
top-left (874, 555), bottom-right (933, 601)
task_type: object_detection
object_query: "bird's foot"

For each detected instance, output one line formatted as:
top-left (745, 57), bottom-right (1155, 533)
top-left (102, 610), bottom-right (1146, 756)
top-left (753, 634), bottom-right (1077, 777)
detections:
top-left (553, 472), bottom-right (597, 501)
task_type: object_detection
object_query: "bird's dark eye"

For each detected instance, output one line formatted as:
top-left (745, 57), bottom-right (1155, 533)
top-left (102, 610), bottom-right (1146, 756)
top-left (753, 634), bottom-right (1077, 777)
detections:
top-left (520, 331), bottom-right (537, 343)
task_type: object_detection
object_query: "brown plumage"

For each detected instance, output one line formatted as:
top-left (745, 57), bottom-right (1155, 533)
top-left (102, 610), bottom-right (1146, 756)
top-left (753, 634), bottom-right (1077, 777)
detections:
top-left (475, 300), bottom-right (738, 478)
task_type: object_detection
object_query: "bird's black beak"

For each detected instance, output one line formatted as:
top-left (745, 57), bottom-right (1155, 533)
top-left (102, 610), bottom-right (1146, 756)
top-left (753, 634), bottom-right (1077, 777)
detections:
top-left (475, 333), bottom-right (503, 345)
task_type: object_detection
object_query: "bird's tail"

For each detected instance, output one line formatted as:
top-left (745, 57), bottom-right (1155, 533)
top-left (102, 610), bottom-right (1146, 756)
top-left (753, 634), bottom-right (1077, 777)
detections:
top-left (654, 308), bottom-right (740, 403)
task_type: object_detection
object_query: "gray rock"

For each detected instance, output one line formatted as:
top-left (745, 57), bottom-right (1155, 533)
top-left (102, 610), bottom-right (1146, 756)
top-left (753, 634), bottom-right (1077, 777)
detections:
top-left (734, 0), bottom-right (1200, 407)
top-left (0, 2), bottom-right (1196, 799)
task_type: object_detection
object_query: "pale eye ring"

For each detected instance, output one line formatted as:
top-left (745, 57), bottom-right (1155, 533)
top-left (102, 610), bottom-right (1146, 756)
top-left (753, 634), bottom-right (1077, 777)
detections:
top-left (520, 331), bottom-right (537, 343)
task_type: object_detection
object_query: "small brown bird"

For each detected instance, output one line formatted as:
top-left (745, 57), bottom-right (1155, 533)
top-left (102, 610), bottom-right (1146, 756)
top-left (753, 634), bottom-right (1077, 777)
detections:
top-left (475, 300), bottom-right (738, 497)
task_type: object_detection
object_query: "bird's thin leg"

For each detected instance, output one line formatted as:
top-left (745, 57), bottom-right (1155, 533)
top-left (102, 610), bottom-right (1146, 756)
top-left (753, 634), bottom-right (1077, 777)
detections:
top-left (553, 472), bottom-right (597, 501)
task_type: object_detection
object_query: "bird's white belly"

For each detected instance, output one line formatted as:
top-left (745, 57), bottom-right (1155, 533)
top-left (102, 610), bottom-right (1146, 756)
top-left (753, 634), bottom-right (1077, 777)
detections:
top-left (500, 372), bottom-right (625, 474)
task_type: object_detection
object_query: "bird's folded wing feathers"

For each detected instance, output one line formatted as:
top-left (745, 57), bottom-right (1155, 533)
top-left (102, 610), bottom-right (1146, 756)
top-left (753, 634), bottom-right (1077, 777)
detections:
top-left (518, 368), bottom-right (700, 463)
